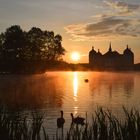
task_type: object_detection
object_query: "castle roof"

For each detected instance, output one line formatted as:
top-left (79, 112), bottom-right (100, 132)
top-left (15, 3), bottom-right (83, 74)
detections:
top-left (104, 51), bottom-right (112, 56)
top-left (97, 49), bottom-right (102, 55)
top-left (123, 45), bottom-right (134, 55)
top-left (104, 43), bottom-right (121, 57)
top-left (104, 50), bottom-right (120, 57)
top-left (89, 44), bottom-right (134, 57)
top-left (112, 51), bottom-right (120, 56)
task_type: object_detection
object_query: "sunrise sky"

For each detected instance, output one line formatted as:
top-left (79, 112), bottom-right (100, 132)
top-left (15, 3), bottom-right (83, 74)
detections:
top-left (0, 0), bottom-right (140, 63)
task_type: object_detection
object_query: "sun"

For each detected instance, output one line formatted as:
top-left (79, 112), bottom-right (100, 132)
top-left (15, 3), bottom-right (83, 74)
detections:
top-left (71, 52), bottom-right (80, 62)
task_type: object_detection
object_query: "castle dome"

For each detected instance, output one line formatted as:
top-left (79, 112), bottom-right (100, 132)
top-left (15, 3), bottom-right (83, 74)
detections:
top-left (123, 45), bottom-right (134, 55)
top-left (89, 46), bottom-right (96, 55)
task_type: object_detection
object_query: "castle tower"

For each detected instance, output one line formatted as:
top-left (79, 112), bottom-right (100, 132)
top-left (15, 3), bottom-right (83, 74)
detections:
top-left (89, 46), bottom-right (97, 65)
top-left (123, 44), bottom-right (134, 68)
top-left (109, 42), bottom-right (112, 52)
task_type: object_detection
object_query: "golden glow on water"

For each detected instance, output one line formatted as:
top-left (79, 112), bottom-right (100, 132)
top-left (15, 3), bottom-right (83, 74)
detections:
top-left (74, 106), bottom-right (78, 114)
top-left (0, 71), bottom-right (140, 136)
top-left (73, 72), bottom-right (78, 102)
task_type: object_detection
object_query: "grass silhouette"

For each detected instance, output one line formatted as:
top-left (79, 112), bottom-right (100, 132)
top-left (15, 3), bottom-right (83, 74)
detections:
top-left (0, 106), bottom-right (140, 140)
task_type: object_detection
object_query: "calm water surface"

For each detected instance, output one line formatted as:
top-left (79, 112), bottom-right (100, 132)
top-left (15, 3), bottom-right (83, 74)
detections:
top-left (0, 71), bottom-right (140, 136)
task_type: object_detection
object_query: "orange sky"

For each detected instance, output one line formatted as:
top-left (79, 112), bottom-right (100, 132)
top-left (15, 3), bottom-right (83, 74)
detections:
top-left (0, 0), bottom-right (140, 63)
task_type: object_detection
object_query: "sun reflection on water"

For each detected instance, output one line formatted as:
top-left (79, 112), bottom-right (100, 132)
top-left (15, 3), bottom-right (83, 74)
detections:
top-left (74, 106), bottom-right (78, 114)
top-left (73, 72), bottom-right (78, 102)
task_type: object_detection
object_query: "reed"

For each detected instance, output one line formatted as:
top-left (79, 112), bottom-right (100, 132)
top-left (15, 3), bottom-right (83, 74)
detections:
top-left (0, 107), bottom-right (48, 140)
top-left (1, 107), bottom-right (140, 140)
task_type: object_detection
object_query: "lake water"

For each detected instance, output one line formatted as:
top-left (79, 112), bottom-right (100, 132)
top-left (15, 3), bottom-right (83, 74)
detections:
top-left (0, 71), bottom-right (140, 137)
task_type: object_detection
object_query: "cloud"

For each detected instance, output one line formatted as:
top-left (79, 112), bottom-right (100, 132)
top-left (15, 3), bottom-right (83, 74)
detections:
top-left (65, 16), bottom-right (140, 41)
top-left (104, 1), bottom-right (140, 15)
top-left (65, 1), bottom-right (140, 41)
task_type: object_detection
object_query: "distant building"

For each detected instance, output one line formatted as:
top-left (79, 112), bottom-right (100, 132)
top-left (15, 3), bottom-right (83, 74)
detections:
top-left (89, 43), bottom-right (134, 70)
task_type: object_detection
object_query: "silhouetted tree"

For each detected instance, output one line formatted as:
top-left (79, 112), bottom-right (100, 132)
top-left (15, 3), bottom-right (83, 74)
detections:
top-left (0, 33), bottom-right (4, 60)
top-left (26, 27), bottom-right (43, 60)
top-left (42, 31), bottom-right (65, 61)
top-left (0, 25), bottom-right (66, 73)
top-left (26, 28), bottom-right (65, 61)
top-left (2, 25), bottom-right (26, 61)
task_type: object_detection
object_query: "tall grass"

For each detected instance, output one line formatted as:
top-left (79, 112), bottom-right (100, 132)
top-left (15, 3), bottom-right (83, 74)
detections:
top-left (0, 107), bottom-right (48, 140)
top-left (1, 107), bottom-right (140, 140)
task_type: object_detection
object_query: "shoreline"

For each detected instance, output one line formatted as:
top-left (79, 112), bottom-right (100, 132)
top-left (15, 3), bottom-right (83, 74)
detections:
top-left (0, 69), bottom-right (140, 75)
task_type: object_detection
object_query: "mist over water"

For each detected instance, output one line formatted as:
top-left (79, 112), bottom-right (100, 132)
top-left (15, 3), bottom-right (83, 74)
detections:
top-left (0, 71), bottom-right (140, 136)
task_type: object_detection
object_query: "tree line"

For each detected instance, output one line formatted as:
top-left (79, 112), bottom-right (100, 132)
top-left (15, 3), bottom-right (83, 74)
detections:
top-left (0, 25), bottom-right (66, 73)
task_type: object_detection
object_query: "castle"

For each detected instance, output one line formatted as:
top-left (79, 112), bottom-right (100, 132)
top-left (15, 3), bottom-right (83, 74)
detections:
top-left (89, 43), bottom-right (134, 70)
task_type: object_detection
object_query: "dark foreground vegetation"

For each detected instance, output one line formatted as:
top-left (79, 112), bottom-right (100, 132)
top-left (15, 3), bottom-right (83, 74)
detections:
top-left (0, 25), bottom-right (66, 73)
top-left (1, 107), bottom-right (140, 140)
